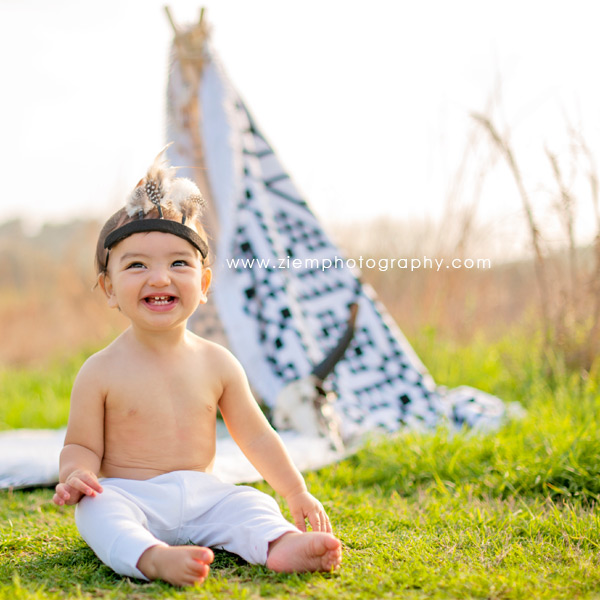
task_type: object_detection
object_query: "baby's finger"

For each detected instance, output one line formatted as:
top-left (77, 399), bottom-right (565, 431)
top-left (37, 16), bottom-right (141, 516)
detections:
top-left (52, 484), bottom-right (70, 505)
top-left (315, 510), bottom-right (332, 533)
top-left (308, 510), bottom-right (322, 532)
top-left (79, 473), bottom-right (103, 494)
top-left (69, 478), bottom-right (99, 498)
top-left (52, 492), bottom-right (67, 506)
top-left (292, 510), bottom-right (307, 532)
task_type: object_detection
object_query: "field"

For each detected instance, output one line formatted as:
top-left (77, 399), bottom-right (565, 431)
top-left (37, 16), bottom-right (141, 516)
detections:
top-left (1, 219), bottom-right (600, 598)
top-left (2, 328), bottom-right (600, 599)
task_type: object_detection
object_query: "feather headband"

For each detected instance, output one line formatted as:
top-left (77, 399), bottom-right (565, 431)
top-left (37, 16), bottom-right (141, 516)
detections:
top-left (104, 144), bottom-right (208, 261)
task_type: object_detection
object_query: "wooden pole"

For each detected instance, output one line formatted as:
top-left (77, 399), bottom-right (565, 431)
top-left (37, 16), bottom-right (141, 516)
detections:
top-left (164, 6), bottom-right (218, 242)
top-left (164, 6), bottom-right (179, 35)
top-left (164, 6), bottom-right (230, 349)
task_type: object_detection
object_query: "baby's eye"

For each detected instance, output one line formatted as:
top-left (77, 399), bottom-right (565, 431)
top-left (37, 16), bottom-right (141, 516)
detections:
top-left (172, 260), bottom-right (188, 267)
top-left (126, 262), bottom-right (146, 269)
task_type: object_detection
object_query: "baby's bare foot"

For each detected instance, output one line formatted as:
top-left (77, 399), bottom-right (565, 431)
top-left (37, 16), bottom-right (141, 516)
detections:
top-left (137, 544), bottom-right (214, 587)
top-left (266, 532), bottom-right (342, 573)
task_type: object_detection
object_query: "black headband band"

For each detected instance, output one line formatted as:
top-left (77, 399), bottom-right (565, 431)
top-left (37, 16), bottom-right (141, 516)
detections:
top-left (104, 219), bottom-right (209, 259)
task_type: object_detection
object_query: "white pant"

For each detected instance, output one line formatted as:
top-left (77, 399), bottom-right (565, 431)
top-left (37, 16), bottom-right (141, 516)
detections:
top-left (75, 470), bottom-right (299, 580)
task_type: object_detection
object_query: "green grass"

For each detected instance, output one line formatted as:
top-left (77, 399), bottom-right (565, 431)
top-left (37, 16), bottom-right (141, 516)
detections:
top-left (2, 329), bottom-right (600, 599)
top-left (0, 350), bottom-right (92, 431)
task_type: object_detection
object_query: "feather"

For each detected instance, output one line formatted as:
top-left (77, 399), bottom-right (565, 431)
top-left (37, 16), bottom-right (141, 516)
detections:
top-left (125, 143), bottom-right (177, 218)
top-left (125, 184), bottom-right (154, 217)
top-left (143, 144), bottom-right (177, 217)
top-left (124, 143), bottom-right (208, 223)
top-left (170, 177), bottom-right (206, 223)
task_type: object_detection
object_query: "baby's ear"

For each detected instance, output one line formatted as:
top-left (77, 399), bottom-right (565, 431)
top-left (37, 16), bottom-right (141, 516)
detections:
top-left (198, 267), bottom-right (212, 304)
top-left (98, 273), bottom-right (119, 309)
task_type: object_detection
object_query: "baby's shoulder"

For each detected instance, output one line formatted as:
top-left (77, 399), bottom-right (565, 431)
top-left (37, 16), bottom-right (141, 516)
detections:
top-left (186, 332), bottom-right (243, 377)
top-left (76, 334), bottom-right (129, 378)
top-left (70, 344), bottom-right (118, 395)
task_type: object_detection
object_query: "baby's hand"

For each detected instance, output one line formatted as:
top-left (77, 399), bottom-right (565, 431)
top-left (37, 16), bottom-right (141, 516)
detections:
top-left (286, 490), bottom-right (332, 533)
top-left (53, 470), bottom-right (103, 506)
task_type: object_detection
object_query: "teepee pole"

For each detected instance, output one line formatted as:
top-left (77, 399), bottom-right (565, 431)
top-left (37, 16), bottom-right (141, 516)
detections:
top-left (164, 6), bottom-right (219, 242)
top-left (164, 5), bottom-right (179, 35)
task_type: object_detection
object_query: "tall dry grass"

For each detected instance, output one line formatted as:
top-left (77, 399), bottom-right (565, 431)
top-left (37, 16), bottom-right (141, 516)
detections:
top-left (329, 108), bottom-right (600, 375)
top-left (330, 217), bottom-right (538, 343)
top-left (0, 220), bottom-right (127, 366)
top-left (471, 112), bottom-right (600, 371)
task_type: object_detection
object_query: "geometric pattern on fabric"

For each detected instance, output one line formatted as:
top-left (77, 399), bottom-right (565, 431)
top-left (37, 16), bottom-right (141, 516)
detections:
top-left (166, 40), bottom-right (507, 437)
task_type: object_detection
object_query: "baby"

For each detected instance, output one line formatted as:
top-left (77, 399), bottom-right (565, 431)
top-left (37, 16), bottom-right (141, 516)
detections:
top-left (52, 151), bottom-right (342, 587)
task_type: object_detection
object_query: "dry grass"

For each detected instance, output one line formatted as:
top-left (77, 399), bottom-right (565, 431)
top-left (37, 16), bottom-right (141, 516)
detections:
top-left (0, 212), bottom-right (595, 370)
top-left (470, 111), bottom-right (600, 370)
top-left (329, 217), bottom-right (540, 343)
top-left (0, 216), bottom-right (533, 368)
top-left (0, 220), bottom-right (126, 366)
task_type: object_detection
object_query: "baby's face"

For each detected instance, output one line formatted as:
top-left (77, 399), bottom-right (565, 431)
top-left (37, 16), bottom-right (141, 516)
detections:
top-left (101, 231), bottom-right (211, 330)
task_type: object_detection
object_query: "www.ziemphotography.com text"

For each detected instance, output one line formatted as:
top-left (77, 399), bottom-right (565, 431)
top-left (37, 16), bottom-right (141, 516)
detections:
top-left (225, 256), bottom-right (492, 272)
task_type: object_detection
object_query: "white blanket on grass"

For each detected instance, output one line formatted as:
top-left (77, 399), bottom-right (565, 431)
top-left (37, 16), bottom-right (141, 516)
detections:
top-left (0, 424), bottom-right (345, 490)
top-left (0, 387), bottom-right (521, 491)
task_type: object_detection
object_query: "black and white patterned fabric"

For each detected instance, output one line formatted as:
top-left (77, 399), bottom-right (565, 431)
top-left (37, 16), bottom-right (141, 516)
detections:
top-left (166, 40), bottom-right (512, 439)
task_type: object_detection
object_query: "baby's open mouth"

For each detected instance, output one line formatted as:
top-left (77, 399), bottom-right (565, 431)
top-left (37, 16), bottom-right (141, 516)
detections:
top-left (144, 295), bottom-right (176, 305)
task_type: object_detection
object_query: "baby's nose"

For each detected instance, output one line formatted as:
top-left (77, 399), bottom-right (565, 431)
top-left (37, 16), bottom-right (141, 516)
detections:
top-left (148, 267), bottom-right (171, 286)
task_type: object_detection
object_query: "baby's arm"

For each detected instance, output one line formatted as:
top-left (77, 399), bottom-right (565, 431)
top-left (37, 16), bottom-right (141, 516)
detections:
top-left (217, 351), bottom-right (331, 533)
top-left (53, 357), bottom-right (105, 506)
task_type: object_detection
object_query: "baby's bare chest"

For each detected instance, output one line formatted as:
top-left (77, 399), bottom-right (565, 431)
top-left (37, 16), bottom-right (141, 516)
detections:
top-left (104, 369), bottom-right (219, 438)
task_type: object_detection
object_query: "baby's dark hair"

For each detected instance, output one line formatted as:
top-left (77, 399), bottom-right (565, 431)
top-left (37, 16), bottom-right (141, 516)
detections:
top-left (95, 205), bottom-right (210, 276)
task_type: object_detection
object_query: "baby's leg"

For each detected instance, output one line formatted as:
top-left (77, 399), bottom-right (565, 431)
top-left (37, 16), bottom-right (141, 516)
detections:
top-left (182, 482), bottom-right (299, 566)
top-left (76, 486), bottom-right (213, 585)
top-left (181, 479), bottom-right (341, 573)
top-left (266, 532), bottom-right (342, 573)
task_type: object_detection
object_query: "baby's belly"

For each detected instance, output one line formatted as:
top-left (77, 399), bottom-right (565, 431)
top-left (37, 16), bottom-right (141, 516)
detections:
top-left (101, 428), bottom-right (216, 480)
top-left (100, 460), bottom-right (213, 480)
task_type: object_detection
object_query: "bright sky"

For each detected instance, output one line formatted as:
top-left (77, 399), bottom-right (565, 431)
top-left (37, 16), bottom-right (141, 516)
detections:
top-left (1, 0), bottom-right (599, 256)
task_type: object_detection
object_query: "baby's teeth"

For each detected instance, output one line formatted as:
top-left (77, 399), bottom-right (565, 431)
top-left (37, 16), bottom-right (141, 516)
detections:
top-left (148, 296), bottom-right (171, 304)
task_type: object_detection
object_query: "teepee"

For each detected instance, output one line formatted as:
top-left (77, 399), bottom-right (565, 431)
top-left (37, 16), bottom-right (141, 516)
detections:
top-left (163, 7), bottom-right (509, 444)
